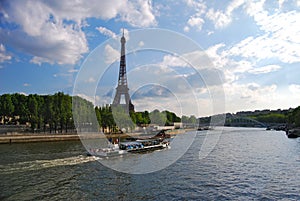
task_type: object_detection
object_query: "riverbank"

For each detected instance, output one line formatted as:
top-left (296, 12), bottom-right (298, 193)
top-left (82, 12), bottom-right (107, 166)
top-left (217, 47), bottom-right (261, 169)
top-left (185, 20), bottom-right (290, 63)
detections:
top-left (0, 129), bottom-right (188, 144)
top-left (0, 134), bottom-right (80, 144)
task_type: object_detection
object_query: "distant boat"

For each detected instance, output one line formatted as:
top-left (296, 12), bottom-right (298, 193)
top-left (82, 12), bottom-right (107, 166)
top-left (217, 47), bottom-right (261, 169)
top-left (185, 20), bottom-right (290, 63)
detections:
top-left (197, 126), bottom-right (211, 131)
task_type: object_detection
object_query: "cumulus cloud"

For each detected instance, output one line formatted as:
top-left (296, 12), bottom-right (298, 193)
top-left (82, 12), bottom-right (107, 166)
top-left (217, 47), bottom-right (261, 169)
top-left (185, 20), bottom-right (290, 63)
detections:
top-left (187, 16), bottom-right (205, 31)
top-left (206, 0), bottom-right (245, 29)
top-left (0, 0), bottom-right (156, 65)
top-left (104, 44), bottom-right (119, 64)
top-left (232, 1), bottom-right (300, 63)
top-left (0, 44), bottom-right (11, 63)
top-left (96, 27), bottom-right (117, 38)
top-left (1, 0), bottom-right (88, 65)
top-left (120, 0), bottom-right (157, 27)
top-left (184, 0), bottom-right (206, 31)
top-left (206, 9), bottom-right (232, 29)
top-left (224, 82), bottom-right (278, 111)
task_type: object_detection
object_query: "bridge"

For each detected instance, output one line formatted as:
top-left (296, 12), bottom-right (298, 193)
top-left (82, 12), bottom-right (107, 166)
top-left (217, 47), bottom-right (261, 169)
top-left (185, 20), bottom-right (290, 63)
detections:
top-left (197, 114), bottom-right (269, 128)
top-left (224, 116), bottom-right (267, 127)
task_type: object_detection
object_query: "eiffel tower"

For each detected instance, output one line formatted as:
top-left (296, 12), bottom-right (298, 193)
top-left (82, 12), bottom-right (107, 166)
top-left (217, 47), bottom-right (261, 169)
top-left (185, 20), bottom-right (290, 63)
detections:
top-left (112, 30), bottom-right (134, 113)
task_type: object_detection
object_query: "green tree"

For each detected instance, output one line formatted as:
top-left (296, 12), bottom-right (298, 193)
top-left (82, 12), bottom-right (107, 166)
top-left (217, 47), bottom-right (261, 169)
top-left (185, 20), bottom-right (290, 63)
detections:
top-left (0, 94), bottom-right (15, 124)
top-left (11, 93), bottom-right (29, 124)
top-left (112, 105), bottom-right (135, 132)
top-left (28, 94), bottom-right (38, 132)
top-left (150, 109), bottom-right (167, 126)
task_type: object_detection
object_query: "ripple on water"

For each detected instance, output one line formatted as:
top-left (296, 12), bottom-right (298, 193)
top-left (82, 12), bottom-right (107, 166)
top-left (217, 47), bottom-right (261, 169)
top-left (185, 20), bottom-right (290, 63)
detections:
top-left (0, 128), bottom-right (300, 200)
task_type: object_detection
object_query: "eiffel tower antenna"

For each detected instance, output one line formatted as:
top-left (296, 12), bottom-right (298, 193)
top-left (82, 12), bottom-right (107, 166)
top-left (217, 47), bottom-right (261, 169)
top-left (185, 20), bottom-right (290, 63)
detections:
top-left (112, 29), bottom-right (134, 113)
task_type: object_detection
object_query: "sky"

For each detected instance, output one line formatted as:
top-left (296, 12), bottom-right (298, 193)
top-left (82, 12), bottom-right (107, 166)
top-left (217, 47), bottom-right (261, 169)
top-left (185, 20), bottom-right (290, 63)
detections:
top-left (0, 0), bottom-right (300, 117)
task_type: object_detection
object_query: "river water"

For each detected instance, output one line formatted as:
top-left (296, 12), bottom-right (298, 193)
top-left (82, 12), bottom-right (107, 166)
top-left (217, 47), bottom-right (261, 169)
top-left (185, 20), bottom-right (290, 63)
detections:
top-left (1, 127), bottom-right (299, 200)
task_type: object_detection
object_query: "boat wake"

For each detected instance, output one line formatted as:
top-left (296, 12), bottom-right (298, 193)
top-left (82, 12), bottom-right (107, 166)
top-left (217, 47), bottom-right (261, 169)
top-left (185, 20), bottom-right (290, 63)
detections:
top-left (0, 155), bottom-right (99, 175)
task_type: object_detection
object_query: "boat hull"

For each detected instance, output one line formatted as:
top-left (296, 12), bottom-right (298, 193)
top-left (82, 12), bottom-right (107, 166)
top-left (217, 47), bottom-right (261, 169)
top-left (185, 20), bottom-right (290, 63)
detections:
top-left (87, 143), bottom-right (169, 157)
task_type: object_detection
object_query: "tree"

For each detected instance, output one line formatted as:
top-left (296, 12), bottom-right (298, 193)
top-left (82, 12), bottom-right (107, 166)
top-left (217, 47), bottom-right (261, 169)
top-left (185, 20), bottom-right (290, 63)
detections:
top-left (150, 109), bottom-right (167, 126)
top-left (112, 105), bottom-right (135, 132)
top-left (11, 93), bottom-right (28, 124)
top-left (181, 115), bottom-right (189, 124)
top-left (189, 115), bottom-right (197, 124)
top-left (28, 94), bottom-right (38, 132)
top-left (0, 94), bottom-right (15, 124)
top-left (43, 95), bottom-right (54, 133)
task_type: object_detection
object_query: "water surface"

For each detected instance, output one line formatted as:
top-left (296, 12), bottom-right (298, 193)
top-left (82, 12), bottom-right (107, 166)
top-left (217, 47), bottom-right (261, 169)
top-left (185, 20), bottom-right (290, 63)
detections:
top-left (1, 127), bottom-right (299, 200)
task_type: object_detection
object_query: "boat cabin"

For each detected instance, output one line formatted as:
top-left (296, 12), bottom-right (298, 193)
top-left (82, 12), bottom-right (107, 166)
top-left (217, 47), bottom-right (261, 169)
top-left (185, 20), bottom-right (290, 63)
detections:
top-left (119, 139), bottom-right (161, 150)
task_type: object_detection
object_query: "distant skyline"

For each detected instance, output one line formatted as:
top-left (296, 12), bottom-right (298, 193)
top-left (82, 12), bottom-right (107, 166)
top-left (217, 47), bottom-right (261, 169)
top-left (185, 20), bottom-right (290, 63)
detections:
top-left (1, 0), bottom-right (300, 116)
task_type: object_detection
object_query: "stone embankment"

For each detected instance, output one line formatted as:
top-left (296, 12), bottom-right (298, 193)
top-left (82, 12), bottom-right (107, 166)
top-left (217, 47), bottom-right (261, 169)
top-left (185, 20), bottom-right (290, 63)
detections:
top-left (0, 129), bottom-right (188, 144)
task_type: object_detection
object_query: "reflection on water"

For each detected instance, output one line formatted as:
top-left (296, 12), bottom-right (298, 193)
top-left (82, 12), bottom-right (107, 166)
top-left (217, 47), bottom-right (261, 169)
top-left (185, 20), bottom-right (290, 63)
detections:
top-left (0, 128), bottom-right (299, 200)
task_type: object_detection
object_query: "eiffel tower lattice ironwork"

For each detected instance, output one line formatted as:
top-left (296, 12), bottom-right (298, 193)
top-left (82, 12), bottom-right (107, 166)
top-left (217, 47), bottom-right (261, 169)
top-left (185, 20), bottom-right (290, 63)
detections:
top-left (112, 31), bottom-right (134, 112)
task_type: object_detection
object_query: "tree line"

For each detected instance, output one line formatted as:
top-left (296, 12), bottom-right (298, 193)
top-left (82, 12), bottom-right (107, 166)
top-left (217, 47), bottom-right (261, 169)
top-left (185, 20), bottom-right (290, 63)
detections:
top-left (287, 106), bottom-right (300, 128)
top-left (246, 108), bottom-right (300, 127)
top-left (0, 93), bottom-right (183, 133)
top-left (0, 93), bottom-right (73, 133)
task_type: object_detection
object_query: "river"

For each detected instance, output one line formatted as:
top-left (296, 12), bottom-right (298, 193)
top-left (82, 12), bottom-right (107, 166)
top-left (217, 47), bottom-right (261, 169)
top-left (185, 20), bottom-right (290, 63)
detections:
top-left (1, 127), bottom-right (299, 200)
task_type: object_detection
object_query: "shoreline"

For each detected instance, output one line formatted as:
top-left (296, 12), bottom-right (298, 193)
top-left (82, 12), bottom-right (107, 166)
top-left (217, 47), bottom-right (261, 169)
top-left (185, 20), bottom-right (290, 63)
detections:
top-left (0, 133), bottom-right (80, 144)
top-left (0, 129), bottom-right (189, 144)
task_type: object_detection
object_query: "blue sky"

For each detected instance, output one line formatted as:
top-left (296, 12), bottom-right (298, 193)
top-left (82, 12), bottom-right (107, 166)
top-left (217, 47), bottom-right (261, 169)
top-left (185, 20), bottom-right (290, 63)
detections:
top-left (1, 0), bottom-right (300, 116)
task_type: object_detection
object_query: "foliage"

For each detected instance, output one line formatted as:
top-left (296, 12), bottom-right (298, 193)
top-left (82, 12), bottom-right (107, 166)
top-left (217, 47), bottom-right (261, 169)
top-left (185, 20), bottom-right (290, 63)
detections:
top-left (249, 113), bottom-right (287, 124)
top-left (0, 93), bottom-right (182, 133)
top-left (287, 106), bottom-right (300, 127)
top-left (0, 93), bottom-right (75, 133)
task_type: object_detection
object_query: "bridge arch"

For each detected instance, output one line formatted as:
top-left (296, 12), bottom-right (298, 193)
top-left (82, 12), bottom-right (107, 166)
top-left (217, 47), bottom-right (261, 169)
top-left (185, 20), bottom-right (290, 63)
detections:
top-left (225, 116), bottom-right (267, 127)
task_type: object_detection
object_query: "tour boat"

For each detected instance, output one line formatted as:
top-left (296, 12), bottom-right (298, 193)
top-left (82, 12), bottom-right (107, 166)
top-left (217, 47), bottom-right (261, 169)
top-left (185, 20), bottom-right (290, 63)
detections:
top-left (87, 138), bottom-right (170, 158)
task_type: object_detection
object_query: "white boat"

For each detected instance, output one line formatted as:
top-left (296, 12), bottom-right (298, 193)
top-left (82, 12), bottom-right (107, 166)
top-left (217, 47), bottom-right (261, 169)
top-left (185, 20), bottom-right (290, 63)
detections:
top-left (87, 139), bottom-right (170, 157)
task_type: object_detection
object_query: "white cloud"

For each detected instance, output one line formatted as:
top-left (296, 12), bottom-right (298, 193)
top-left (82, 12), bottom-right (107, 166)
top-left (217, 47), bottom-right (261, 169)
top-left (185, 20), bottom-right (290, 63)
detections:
top-left (206, 9), bottom-right (232, 29)
top-left (68, 69), bottom-right (79, 73)
top-left (289, 84), bottom-right (300, 94)
top-left (207, 30), bottom-right (214, 36)
top-left (206, 0), bottom-right (245, 29)
top-left (245, 0), bottom-right (267, 18)
top-left (1, 0), bottom-right (89, 65)
top-left (240, 2), bottom-right (300, 63)
top-left (187, 16), bottom-right (204, 31)
top-left (160, 54), bottom-right (189, 68)
top-left (23, 83), bottom-right (30, 87)
top-left (224, 82), bottom-right (279, 112)
top-left (185, 0), bottom-right (206, 15)
top-left (127, 64), bottom-right (211, 116)
top-left (184, 0), bottom-right (207, 31)
top-left (44, 0), bottom-right (156, 27)
top-left (0, 0), bottom-right (156, 65)
top-left (249, 65), bottom-right (281, 74)
top-left (30, 57), bottom-right (54, 65)
top-left (183, 26), bottom-right (190, 32)
top-left (0, 44), bottom-right (12, 63)
top-left (96, 27), bottom-right (117, 38)
top-left (227, 12), bottom-right (300, 63)
top-left (120, 0), bottom-right (157, 27)
top-left (138, 41), bottom-right (144, 47)
top-left (104, 44), bottom-right (119, 64)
